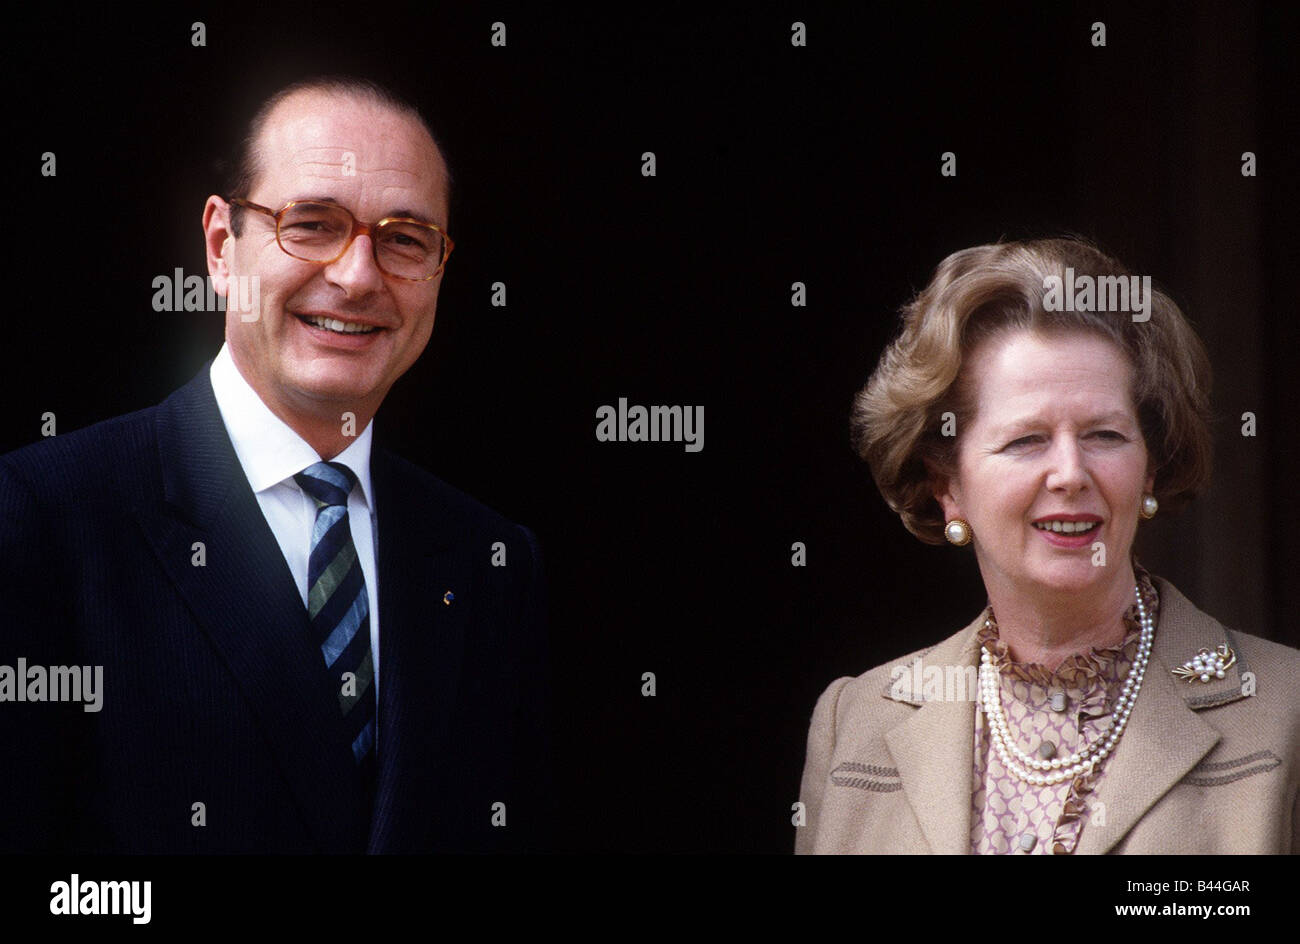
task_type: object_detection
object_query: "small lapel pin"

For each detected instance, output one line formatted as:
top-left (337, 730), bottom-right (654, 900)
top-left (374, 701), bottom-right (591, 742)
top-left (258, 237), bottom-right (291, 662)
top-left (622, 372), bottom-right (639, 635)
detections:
top-left (1172, 644), bottom-right (1236, 683)
top-left (442, 590), bottom-right (455, 606)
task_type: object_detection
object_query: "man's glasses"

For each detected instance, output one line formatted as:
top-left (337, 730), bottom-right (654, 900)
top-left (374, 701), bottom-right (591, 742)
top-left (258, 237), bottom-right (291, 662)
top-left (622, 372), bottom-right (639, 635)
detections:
top-left (229, 198), bottom-right (454, 282)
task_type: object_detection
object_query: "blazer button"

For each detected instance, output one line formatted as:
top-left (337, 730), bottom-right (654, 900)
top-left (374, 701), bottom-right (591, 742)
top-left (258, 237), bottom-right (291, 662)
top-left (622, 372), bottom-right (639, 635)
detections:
top-left (1050, 692), bottom-right (1068, 712)
top-left (1038, 739), bottom-right (1057, 760)
top-left (1019, 832), bottom-right (1037, 852)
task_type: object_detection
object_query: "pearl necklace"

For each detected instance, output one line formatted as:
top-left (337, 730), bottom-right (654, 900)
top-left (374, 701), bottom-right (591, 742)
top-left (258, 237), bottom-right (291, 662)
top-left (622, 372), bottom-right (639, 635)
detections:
top-left (978, 584), bottom-right (1154, 786)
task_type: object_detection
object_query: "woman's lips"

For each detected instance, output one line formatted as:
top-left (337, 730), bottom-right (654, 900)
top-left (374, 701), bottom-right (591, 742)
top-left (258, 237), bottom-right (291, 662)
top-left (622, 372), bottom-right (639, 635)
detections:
top-left (1032, 520), bottom-right (1101, 548)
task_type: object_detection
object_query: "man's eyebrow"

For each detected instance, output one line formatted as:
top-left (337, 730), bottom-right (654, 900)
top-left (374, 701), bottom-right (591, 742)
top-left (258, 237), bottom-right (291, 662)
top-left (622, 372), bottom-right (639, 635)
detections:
top-left (286, 195), bottom-right (434, 223)
top-left (285, 195), bottom-right (344, 206)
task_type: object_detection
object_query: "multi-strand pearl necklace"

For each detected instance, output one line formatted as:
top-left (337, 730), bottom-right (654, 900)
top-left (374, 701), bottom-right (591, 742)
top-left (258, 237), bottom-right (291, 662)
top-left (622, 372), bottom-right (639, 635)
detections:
top-left (978, 584), bottom-right (1154, 787)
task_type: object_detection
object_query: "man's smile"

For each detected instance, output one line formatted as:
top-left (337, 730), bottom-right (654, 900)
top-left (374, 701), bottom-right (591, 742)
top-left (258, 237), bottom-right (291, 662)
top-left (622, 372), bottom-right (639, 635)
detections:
top-left (292, 311), bottom-right (393, 347)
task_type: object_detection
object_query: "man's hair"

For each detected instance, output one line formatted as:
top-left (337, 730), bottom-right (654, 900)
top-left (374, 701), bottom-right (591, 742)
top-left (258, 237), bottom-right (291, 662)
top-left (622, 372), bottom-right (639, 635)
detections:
top-left (224, 76), bottom-right (452, 237)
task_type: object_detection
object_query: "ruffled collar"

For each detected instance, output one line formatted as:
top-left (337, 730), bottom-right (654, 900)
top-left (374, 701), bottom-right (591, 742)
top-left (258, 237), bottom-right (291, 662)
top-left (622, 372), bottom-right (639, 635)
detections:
top-left (976, 562), bottom-right (1159, 690)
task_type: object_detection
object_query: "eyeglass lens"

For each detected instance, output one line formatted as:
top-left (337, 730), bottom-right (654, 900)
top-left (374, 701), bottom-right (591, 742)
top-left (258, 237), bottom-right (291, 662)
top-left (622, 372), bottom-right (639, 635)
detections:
top-left (277, 203), bottom-right (445, 279)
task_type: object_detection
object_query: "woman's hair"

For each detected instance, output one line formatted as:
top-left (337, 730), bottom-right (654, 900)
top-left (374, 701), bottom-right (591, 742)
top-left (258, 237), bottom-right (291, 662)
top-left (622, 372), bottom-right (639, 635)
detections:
top-left (851, 237), bottom-right (1213, 545)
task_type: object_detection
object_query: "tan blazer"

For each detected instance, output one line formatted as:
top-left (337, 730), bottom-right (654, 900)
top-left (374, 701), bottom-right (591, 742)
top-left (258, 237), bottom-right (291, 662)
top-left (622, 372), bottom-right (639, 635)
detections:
top-left (795, 577), bottom-right (1300, 854)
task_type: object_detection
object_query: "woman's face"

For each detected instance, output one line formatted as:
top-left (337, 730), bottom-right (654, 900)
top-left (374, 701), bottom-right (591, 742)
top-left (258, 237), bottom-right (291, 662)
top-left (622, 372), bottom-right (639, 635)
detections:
top-left (935, 329), bottom-right (1155, 600)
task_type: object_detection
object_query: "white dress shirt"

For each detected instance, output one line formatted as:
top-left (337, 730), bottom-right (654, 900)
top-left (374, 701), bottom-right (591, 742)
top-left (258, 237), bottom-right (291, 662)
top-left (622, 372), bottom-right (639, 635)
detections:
top-left (208, 343), bottom-right (382, 724)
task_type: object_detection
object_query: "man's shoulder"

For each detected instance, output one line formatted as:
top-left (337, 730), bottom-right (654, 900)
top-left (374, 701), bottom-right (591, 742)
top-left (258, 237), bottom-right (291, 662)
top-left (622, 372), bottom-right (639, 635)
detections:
top-left (0, 401), bottom-right (163, 504)
top-left (371, 446), bottom-right (539, 554)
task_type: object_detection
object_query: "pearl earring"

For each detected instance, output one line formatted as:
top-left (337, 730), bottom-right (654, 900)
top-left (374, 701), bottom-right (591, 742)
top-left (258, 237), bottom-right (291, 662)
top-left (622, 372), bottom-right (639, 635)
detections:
top-left (1140, 494), bottom-right (1158, 519)
top-left (944, 518), bottom-right (972, 546)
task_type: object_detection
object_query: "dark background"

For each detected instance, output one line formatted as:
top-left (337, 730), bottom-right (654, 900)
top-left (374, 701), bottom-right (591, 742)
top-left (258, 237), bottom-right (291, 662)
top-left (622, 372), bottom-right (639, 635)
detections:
top-left (4, 1), bottom-right (1296, 853)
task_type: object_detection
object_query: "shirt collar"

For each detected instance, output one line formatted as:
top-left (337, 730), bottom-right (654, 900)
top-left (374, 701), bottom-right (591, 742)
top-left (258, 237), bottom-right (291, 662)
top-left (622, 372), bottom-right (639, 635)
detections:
top-left (977, 559), bottom-right (1158, 687)
top-left (209, 342), bottom-right (375, 510)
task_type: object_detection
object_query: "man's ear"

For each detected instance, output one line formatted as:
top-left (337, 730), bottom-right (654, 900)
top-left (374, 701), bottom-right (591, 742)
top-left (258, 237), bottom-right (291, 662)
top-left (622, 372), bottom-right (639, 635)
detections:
top-left (202, 195), bottom-right (233, 296)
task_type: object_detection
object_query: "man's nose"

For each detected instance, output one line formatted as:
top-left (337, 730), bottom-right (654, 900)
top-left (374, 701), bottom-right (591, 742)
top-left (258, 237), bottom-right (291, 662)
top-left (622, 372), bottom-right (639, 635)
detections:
top-left (324, 233), bottom-right (385, 297)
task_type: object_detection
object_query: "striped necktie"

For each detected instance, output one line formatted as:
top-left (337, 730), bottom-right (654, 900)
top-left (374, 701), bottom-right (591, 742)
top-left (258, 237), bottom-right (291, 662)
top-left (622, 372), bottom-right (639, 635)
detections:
top-left (294, 461), bottom-right (377, 786)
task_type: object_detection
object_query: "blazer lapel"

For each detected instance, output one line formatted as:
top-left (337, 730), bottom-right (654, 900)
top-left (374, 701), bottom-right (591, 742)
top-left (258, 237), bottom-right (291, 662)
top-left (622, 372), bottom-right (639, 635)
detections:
top-left (884, 618), bottom-right (983, 854)
top-left (366, 449), bottom-right (473, 853)
top-left (133, 368), bottom-right (368, 851)
top-left (1077, 578), bottom-right (1236, 854)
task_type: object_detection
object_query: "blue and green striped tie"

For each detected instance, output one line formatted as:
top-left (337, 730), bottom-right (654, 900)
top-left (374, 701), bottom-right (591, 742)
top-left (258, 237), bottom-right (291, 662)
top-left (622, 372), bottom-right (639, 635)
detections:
top-left (294, 461), bottom-right (376, 784)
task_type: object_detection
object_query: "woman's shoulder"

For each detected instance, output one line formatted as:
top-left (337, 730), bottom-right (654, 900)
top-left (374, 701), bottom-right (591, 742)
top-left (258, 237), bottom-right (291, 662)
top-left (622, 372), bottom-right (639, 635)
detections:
top-left (1229, 627), bottom-right (1300, 677)
top-left (808, 617), bottom-right (983, 732)
top-left (1152, 576), bottom-right (1300, 680)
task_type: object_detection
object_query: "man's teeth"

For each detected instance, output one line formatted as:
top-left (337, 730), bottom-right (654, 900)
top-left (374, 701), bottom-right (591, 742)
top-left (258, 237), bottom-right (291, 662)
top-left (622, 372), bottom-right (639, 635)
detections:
top-left (303, 315), bottom-right (378, 334)
top-left (1034, 520), bottom-right (1099, 533)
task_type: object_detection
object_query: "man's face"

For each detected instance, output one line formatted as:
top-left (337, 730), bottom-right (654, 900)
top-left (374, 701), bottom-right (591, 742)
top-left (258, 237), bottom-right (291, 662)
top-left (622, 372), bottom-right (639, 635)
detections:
top-left (215, 91), bottom-right (450, 424)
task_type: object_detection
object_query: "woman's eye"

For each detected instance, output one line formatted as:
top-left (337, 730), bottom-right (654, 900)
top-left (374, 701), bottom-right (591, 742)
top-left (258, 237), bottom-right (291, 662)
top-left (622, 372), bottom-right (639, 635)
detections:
top-left (1007, 435), bottom-right (1041, 448)
top-left (1093, 430), bottom-right (1126, 441)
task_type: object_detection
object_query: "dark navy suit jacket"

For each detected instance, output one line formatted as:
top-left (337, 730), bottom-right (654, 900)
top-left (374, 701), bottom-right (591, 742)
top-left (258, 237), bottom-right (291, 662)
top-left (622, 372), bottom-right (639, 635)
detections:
top-left (0, 366), bottom-right (550, 853)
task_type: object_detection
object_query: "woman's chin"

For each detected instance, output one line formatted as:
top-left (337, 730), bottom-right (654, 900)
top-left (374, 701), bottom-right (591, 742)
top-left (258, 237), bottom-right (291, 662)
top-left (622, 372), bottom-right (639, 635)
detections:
top-left (1023, 556), bottom-right (1118, 595)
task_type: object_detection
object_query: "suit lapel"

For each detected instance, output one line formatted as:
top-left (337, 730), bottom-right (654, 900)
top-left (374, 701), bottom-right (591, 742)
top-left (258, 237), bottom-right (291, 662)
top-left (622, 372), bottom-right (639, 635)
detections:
top-left (884, 619), bottom-right (983, 854)
top-left (134, 367), bottom-right (367, 851)
top-left (366, 448), bottom-right (473, 853)
top-left (1077, 578), bottom-right (1233, 854)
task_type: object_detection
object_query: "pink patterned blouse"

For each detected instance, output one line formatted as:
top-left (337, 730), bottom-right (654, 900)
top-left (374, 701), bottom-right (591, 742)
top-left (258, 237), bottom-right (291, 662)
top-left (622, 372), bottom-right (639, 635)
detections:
top-left (971, 564), bottom-right (1159, 854)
